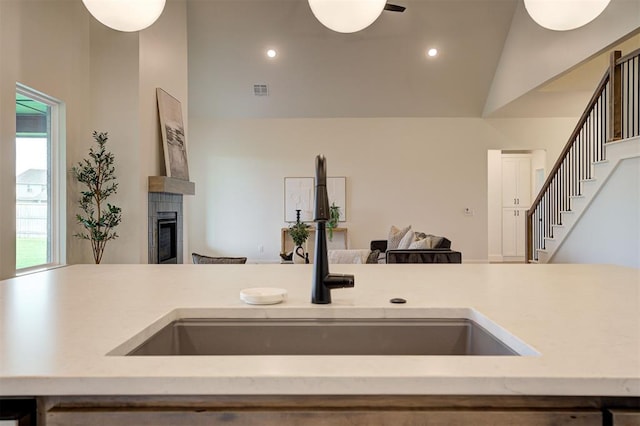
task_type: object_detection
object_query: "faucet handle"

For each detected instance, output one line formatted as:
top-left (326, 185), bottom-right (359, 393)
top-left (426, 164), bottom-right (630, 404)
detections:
top-left (324, 273), bottom-right (355, 289)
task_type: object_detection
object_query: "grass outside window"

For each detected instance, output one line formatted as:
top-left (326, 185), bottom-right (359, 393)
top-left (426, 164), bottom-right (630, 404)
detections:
top-left (16, 237), bottom-right (47, 270)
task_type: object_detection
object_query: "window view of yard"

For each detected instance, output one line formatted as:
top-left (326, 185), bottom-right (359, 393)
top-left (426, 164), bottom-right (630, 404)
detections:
top-left (16, 237), bottom-right (47, 269)
top-left (16, 89), bottom-right (61, 271)
top-left (16, 134), bottom-right (49, 270)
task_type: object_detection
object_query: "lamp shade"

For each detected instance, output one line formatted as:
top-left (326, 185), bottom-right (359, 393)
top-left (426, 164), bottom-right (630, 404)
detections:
top-left (82, 0), bottom-right (166, 32)
top-left (524, 0), bottom-right (611, 31)
top-left (308, 0), bottom-right (386, 33)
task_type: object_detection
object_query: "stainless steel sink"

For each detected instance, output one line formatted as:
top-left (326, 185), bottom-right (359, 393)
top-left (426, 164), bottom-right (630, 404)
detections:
top-left (126, 318), bottom-right (521, 356)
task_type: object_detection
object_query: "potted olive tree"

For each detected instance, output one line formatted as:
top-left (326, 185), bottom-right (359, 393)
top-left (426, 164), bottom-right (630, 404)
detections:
top-left (71, 131), bottom-right (122, 264)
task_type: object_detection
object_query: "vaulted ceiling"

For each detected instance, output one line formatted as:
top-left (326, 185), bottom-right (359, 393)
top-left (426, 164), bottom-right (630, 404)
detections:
top-left (186, 0), bottom-right (638, 119)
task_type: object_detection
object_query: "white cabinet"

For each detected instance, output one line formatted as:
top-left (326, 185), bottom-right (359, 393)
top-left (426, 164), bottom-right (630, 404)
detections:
top-left (501, 155), bottom-right (531, 259)
top-left (502, 156), bottom-right (531, 208)
top-left (502, 208), bottom-right (527, 258)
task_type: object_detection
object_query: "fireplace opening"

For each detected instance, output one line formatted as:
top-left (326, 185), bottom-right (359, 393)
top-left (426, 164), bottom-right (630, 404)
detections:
top-left (157, 212), bottom-right (177, 264)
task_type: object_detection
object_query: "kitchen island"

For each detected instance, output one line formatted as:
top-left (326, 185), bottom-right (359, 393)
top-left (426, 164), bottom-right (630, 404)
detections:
top-left (1, 263), bottom-right (639, 425)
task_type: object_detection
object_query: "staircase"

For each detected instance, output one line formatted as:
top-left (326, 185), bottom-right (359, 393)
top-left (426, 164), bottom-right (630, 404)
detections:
top-left (535, 136), bottom-right (639, 264)
top-left (527, 49), bottom-right (640, 263)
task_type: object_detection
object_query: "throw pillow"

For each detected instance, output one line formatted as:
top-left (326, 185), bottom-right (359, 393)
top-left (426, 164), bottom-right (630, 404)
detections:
top-left (398, 226), bottom-right (415, 249)
top-left (366, 249), bottom-right (380, 264)
top-left (387, 225), bottom-right (411, 250)
top-left (425, 234), bottom-right (443, 248)
top-left (408, 238), bottom-right (430, 250)
top-left (414, 232), bottom-right (427, 241)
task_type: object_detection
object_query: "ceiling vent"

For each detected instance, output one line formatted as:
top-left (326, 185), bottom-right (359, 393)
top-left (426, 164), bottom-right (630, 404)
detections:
top-left (253, 84), bottom-right (269, 96)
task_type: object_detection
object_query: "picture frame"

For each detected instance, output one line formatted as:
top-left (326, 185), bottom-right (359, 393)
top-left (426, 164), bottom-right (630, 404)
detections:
top-left (284, 177), bottom-right (314, 222)
top-left (284, 176), bottom-right (347, 222)
top-left (327, 176), bottom-right (347, 222)
top-left (157, 88), bottom-right (189, 181)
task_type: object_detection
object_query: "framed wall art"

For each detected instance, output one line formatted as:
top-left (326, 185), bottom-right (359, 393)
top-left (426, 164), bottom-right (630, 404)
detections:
top-left (157, 88), bottom-right (189, 181)
top-left (283, 176), bottom-right (346, 222)
top-left (327, 176), bottom-right (346, 221)
top-left (284, 177), bottom-right (314, 222)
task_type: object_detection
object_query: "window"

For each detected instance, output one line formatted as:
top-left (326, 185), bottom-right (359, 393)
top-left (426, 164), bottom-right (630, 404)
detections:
top-left (15, 85), bottom-right (65, 272)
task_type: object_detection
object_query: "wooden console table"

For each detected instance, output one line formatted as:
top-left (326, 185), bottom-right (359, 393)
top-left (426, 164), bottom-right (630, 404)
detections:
top-left (281, 227), bottom-right (348, 260)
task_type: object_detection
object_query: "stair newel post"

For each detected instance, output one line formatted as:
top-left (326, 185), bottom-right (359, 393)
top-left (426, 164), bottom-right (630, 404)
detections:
top-left (525, 209), bottom-right (533, 262)
top-left (609, 50), bottom-right (622, 142)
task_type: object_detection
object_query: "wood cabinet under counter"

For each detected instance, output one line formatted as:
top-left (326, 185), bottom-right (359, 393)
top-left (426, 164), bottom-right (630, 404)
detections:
top-left (41, 395), bottom-right (637, 426)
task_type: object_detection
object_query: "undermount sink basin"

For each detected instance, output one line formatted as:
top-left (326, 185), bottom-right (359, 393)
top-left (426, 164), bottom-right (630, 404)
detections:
top-left (124, 318), bottom-right (523, 356)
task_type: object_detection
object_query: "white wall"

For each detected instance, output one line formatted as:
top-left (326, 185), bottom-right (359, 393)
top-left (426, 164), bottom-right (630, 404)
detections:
top-left (0, 0), bottom-right (18, 279)
top-left (85, 0), bottom-right (189, 264)
top-left (0, 0), bottom-right (92, 279)
top-left (484, 0), bottom-right (640, 115)
top-left (139, 0), bottom-right (190, 264)
top-left (188, 117), bottom-right (575, 263)
top-left (551, 157), bottom-right (639, 268)
top-left (487, 150), bottom-right (503, 262)
top-left (0, 0), bottom-right (189, 278)
top-left (531, 150), bottom-right (546, 193)
top-left (86, 22), bottom-right (141, 264)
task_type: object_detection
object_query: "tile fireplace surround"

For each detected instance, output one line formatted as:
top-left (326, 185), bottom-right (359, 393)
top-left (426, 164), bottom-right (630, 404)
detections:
top-left (148, 192), bottom-right (183, 264)
top-left (147, 176), bottom-right (195, 264)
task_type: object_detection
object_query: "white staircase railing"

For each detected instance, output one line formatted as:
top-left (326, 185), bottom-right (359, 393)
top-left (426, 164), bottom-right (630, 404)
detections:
top-left (526, 49), bottom-right (640, 263)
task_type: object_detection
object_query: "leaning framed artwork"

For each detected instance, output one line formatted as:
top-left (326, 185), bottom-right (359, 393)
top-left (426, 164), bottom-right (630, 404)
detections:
top-left (157, 88), bottom-right (189, 181)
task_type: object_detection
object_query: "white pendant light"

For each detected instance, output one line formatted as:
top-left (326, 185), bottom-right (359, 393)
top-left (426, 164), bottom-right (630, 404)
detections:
top-left (82, 0), bottom-right (166, 32)
top-left (308, 0), bottom-right (387, 33)
top-left (524, 0), bottom-right (611, 31)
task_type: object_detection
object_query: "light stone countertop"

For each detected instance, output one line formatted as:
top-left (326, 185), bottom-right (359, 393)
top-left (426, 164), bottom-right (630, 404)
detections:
top-left (0, 263), bottom-right (638, 397)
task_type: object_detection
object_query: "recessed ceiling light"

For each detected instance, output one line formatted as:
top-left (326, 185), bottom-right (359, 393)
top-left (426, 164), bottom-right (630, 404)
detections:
top-left (427, 48), bottom-right (438, 57)
top-left (267, 49), bottom-right (277, 58)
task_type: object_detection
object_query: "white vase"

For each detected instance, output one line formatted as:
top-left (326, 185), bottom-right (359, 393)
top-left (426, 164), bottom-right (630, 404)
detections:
top-left (293, 245), bottom-right (307, 264)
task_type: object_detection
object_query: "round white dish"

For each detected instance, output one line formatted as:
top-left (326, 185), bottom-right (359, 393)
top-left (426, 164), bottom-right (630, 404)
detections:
top-left (240, 287), bottom-right (288, 305)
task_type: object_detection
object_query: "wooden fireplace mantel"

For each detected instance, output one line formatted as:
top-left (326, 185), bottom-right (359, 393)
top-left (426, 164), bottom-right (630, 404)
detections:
top-left (148, 176), bottom-right (195, 195)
